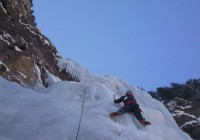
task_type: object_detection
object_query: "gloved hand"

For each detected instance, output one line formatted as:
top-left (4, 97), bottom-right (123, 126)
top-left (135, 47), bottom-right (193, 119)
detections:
top-left (114, 99), bottom-right (118, 104)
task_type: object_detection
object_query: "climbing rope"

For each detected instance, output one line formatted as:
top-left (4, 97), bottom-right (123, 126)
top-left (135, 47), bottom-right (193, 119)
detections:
top-left (75, 74), bottom-right (87, 140)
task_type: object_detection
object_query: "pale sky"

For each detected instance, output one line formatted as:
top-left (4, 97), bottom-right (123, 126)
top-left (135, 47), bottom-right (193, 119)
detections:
top-left (33, 0), bottom-right (200, 91)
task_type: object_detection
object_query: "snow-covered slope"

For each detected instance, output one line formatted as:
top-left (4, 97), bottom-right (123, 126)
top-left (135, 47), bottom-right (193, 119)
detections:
top-left (0, 66), bottom-right (191, 140)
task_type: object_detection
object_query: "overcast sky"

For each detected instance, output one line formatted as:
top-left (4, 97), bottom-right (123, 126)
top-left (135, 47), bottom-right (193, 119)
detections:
top-left (33, 0), bottom-right (200, 91)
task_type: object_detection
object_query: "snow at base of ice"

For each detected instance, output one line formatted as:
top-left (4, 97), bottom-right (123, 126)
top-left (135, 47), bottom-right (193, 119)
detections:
top-left (0, 75), bottom-right (191, 140)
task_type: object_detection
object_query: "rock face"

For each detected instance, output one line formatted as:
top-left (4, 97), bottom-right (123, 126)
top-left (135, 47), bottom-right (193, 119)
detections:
top-left (0, 0), bottom-right (77, 88)
top-left (165, 98), bottom-right (200, 140)
top-left (149, 79), bottom-right (200, 140)
top-left (0, 0), bottom-right (35, 26)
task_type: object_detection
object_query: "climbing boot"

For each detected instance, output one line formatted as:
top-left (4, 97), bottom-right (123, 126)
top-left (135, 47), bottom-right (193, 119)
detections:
top-left (110, 112), bottom-right (120, 118)
top-left (140, 120), bottom-right (151, 126)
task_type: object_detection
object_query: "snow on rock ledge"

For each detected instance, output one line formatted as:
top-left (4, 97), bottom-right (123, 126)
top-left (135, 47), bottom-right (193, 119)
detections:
top-left (57, 58), bottom-right (91, 82)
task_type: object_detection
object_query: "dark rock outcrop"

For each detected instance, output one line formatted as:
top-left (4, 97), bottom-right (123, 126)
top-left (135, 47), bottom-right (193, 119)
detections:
top-left (165, 97), bottom-right (200, 140)
top-left (0, 0), bottom-right (77, 88)
top-left (149, 79), bottom-right (200, 140)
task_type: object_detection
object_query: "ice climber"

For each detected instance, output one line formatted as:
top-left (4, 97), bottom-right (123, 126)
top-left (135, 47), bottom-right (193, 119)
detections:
top-left (110, 90), bottom-right (151, 126)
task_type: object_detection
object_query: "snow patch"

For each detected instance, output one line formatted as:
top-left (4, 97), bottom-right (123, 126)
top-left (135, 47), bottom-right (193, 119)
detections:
top-left (56, 53), bottom-right (61, 57)
top-left (0, 34), bottom-right (10, 45)
top-left (166, 99), bottom-right (192, 111)
top-left (0, 31), bottom-right (15, 45)
top-left (3, 31), bottom-right (15, 43)
top-left (179, 106), bottom-right (192, 110)
top-left (11, 75), bottom-right (26, 87)
top-left (17, 71), bottom-right (27, 79)
top-left (0, 60), bottom-right (9, 71)
top-left (15, 46), bottom-right (23, 52)
top-left (14, 0), bottom-right (18, 6)
top-left (176, 97), bottom-right (193, 104)
top-left (33, 63), bottom-right (43, 88)
top-left (44, 39), bottom-right (50, 46)
top-left (44, 68), bottom-right (61, 86)
top-left (172, 110), bottom-right (196, 119)
top-left (18, 18), bottom-right (39, 40)
top-left (166, 100), bottom-right (177, 110)
top-left (0, 2), bottom-right (7, 14)
top-left (26, 27), bottom-right (37, 35)
top-left (181, 119), bottom-right (200, 128)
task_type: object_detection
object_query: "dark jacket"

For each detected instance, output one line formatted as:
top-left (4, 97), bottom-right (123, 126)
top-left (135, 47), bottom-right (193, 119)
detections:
top-left (114, 94), bottom-right (137, 106)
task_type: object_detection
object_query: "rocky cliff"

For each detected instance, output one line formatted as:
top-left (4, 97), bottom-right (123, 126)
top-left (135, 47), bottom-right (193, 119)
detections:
top-left (166, 97), bottom-right (200, 140)
top-left (149, 79), bottom-right (200, 140)
top-left (0, 0), bottom-right (77, 89)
